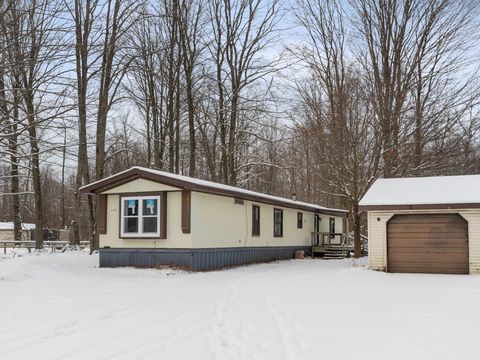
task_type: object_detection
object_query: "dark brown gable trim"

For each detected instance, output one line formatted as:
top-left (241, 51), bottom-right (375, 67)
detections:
top-left (359, 203), bottom-right (480, 211)
top-left (182, 190), bottom-right (191, 234)
top-left (81, 170), bottom-right (184, 194)
top-left (97, 194), bottom-right (107, 234)
top-left (81, 167), bottom-right (347, 217)
top-left (116, 191), bottom-right (168, 197)
top-left (97, 175), bottom-right (143, 193)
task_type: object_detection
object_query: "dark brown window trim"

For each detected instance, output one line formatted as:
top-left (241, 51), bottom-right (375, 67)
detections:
top-left (97, 194), bottom-right (107, 234)
top-left (160, 194), bottom-right (167, 239)
top-left (118, 192), bottom-right (167, 239)
top-left (273, 208), bottom-right (283, 238)
top-left (182, 190), bottom-right (191, 234)
top-left (297, 212), bottom-right (303, 229)
top-left (252, 204), bottom-right (260, 236)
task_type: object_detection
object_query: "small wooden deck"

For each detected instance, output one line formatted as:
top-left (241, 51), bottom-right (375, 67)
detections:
top-left (311, 232), bottom-right (344, 254)
top-left (311, 245), bottom-right (328, 254)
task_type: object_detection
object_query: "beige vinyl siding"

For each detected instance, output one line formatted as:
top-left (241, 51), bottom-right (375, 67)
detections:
top-left (101, 178), bottom-right (181, 194)
top-left (190, 191), bottom-right (343, 248)
top-left (367, 209), bottom-right (480, 274)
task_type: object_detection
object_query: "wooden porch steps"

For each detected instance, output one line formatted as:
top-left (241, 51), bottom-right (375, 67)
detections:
top-left (322, 247), bottom-right (349, 260)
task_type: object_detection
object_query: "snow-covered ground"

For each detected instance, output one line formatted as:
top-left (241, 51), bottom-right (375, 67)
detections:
top-left (1, 252), bottom-right (479, 360)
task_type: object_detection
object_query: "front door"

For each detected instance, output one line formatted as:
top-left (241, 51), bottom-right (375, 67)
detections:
top-left (329, 217), bottom-right (336, 244)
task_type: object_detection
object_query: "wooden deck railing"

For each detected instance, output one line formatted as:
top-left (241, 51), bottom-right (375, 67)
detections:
top-left (311, 232), bottom-right (344, 247)
top-left (312, 232), bottom-right (369, 255)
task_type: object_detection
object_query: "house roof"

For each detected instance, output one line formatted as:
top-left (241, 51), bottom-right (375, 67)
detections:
top-left (80, 166), bottom-right (347, 216)
top-left (359, 175), bottom-right (480, 210)
top-left (0, 222), bottom-right (36, 231)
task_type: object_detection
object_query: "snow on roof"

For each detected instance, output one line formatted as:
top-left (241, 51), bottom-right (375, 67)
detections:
top-left (0, 222), bottom-right (36, 231)
top-left (81, 166), bottom-right (347, 214)
top-left (359, 174), bottom-right (480, 206)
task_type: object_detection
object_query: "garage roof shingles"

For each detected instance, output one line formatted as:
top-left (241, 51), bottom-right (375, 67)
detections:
top-left (359, 174), bottom-right (480, 210)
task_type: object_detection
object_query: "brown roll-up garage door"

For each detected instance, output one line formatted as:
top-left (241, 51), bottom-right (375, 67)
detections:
top-left (387, 214), bottom-right (468, 274)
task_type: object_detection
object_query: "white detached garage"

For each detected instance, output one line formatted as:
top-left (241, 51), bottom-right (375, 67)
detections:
top-left (359, 175), bottom-right (480, 275)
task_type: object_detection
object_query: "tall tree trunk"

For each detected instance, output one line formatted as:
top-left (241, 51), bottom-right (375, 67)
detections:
top-left (185, 74), bottom-right (196, 176)
top-left (0, 67), bottom-right (21, 241)
top-left (227, 93), bottom-right (238, 185)
top-left (174, 42), bottom-right (181, 174)
top-left (217, 60), bottom-right (228, 183)
top-left (353, 201), bottom-right (362, 258)
top-left (73, 0), bottom-right (96, 246)
top-left (60, 127), bottom-right (67, 228)
top-left (24, 95), bottom-right (44, 249)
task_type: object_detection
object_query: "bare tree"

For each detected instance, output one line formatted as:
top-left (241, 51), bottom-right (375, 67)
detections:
top-left (67, 0), bottom-right (101, 245)
top-left (208, 0), bottom-right (282, 185)
top-left (127, 6), bottom-right (167, 169)
top-left (0, 0), bottom-right (69, 248)
top-left (290, 0), bottom-right (382, 257)
top-left (96, 0), bottom-right (142, 181)
top-left (0, 48), bottom-right (22, 241)
top-left (353, 0), bottom-right (480, 177)
top-left (178, 0), bottom-right (205, 177)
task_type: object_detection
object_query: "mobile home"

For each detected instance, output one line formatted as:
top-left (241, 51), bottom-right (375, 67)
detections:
top-left (81, 167), bottom-right (347, 270)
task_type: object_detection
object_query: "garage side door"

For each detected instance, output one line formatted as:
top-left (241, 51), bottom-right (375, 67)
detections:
top-left (387, 214), bottom-right (468, 274)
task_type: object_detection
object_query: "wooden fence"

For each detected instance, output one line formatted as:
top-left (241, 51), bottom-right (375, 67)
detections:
top-left (1, 240), bottom-right (90, 254)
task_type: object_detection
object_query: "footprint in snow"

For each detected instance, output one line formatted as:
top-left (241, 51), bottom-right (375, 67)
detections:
top-left (298, 340), bottom-right (309, 350)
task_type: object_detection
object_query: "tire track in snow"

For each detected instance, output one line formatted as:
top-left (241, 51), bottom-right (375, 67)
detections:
top-left (63, 302), bottom-right (215, 360)
top-left (207, 275), bottom-right (268, 360)
top-left (261, 290), bottom-right (291, 359)
top-left (261, 288), bottom-right (309, 359)
top-left (208, 283), bottom-right (242, 359)
top-left (1, 293), bottom-right (214, 359)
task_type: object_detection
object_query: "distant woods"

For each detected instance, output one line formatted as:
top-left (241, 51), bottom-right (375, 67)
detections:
top-left (0, 0), bottom-right (479, 254)
top-left (289, 0), bottom-right (480, 255)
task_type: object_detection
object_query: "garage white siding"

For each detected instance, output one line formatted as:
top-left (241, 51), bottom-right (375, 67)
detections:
top-left (459, 212), bottom-right (480, 274)
top-left (367, 212), bottom-right (393, 271)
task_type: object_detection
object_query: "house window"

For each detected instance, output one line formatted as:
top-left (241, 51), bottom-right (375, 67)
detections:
top-left (121, 195), bottom-right (161, 237)
top-left (297, 212), bottom-right (303, 229)
top-left (274, 208), bottom-right (283, 237)
top-left (329, 217), bottom-right (335, 238)
top-left (252, 205), bottom-right (260, 236)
